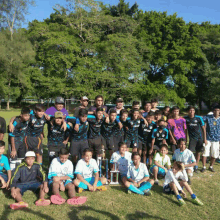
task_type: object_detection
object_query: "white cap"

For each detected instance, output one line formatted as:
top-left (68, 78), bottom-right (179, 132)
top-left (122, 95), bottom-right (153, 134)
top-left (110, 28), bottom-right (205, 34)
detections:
top-left (82, 96), bottom-right (89, 100)
top-left (25, 151), bottom-right (36, 157)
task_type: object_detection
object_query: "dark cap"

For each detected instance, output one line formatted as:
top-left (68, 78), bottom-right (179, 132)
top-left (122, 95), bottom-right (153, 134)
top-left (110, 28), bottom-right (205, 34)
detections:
top-left (116, 98), bottom-right (123, 102)
top-left (55, 97), bottom-right (65, 104)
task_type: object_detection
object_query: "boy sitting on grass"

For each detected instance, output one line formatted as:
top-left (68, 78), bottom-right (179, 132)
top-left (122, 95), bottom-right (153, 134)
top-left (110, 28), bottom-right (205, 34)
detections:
top-left (10, 151), bottom-right (50, 209)
top-left (0, 141), bottom-right (11, 189)
top-left (73, 149), bottom-right (107, 193)
top-left (150, 144), bottom-right (171, 185)
top-left (49, 148), bottom-right (87, 205)
top-left (125, 152), bottom-right (154, 196)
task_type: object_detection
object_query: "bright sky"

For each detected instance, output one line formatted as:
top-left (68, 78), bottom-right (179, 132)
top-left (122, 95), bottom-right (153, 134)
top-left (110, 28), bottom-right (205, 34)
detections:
top-left (24, 0), bottom-right (220, 27)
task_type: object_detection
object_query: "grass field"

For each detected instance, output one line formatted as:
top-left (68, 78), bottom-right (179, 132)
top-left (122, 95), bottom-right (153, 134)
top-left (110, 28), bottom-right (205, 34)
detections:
top-left (0, 110), bottom-right (220, 220)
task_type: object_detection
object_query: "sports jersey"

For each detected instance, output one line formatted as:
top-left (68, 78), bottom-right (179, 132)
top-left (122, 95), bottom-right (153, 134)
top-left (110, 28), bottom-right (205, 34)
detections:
top-left (87, 115), bottom-right (105, 139)
top-left (0, 154), bottom-right (10, 173)
top-left (138, 121), bottom-right (157, 143)
top-left (0, 117), bottom-right (6, 134)
top-left (101, 119), bottom-right (120, 140)
top-left (48, 157), bottom-right (74, 181)
top-left (142, 111), bottom-right (150, 118)
top-left (26, 113), bottom-right (47, 137)
top-left (45, 106), bottom-right (69, 117)
top-left (167, 117), bottom-right (186, 140)
top-left (75, 158), bottom-right (99, 179)
top-left (47, 120), bottom-right (70, 144)
top-left (127, 162), bottom-right (149, 182)
top-left (172, 148), bottom-right (196, 165)
top-left (66, 116), bottom-right (89, 141)
top-left (163, 169), bottom-right (188, 191)
top-left (110, 151), bottom-right (132, 175)
top-left (152, 128), bottom-right (169, 145)
top-left (203, 115), bottom-right (220, 142)
top-left (151, 152), bottom-right (171, 168)
top-left (89, 105), bottom-right (108, 113)
top-left (9, 117), bottom-right (29, 142)
top-left (113, 115), bottom-right (124, 138)
top-left (184, 115), bottom-right (204, 140)
top-left (123, 118), bottom-right (140, 142)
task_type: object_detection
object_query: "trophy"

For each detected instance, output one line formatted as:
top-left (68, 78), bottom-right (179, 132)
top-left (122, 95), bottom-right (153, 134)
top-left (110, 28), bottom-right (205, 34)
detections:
top-left (110, 161), bottom-right (120, 185)
top-left (97, 145), bottom-right (108, 184)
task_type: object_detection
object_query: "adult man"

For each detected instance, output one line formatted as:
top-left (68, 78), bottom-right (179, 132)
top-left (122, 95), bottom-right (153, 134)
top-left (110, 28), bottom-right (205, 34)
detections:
top-left (45, 97), bottom-right (69, 117)
top-left (74, 96), bottom-right (89, 117)
top-left (142, 101), bottom-right (152, 118)
top-left (0, 116), bottom-right (6, 140)
top-left (88, 95), bottom-right (108, 114)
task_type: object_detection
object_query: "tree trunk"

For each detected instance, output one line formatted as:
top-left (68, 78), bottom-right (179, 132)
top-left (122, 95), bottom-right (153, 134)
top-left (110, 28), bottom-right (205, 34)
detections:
top-left (7, 99), bottom-right (10, 110)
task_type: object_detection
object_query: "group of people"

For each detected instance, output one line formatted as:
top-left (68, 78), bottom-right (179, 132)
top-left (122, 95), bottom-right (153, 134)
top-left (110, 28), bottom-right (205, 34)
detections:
top-left (0, 95), bottom-right (219, 209)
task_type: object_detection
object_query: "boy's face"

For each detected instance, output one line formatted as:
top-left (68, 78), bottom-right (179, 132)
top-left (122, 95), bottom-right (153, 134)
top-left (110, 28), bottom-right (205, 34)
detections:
top-left (132, 155), bottom-right (141, 165)
top-left (155, 114), bottom-right (162, 121)
top-left (116, 101), bottom-right (123, 109)
top-left (158, 121), bottom-right (165, 128)
top-left (151, 102), bottom-right (158, 108)
top-left (79, 115), bottom-right (88, 123)
top-left (188, 108), bottom-right (195, 117)
top-left (95, 98), bottom-right (103, 107)
top-left (110, 113), bottom-right (117, 122)
top-left (146, 116), bottom-right (152, 124)
top-left (173, 109), bottom-right (179, 117)
top-left (133, 105), bottom-right (140, 110)
top-left (160, 147), bottom-right (168, 156)
top-left (0, 146), bottom-right (5, 155)
top-left (96, 111), bottom-right (103, 120)
top-left (81, 99), bottom-right (89, 107)
top-left (172, 164), bottom-right (180, 174)
top-left (21, 114), bottom-right (30, 121)
top-left (144, 103), bottom-right (151, 111)
top-left (55, 118), bottom-right (62, 125)
top-left (179, 141), bottom-right (186, 151)
top-left (121, 113), bottom-right (128, 121)
top-left (55, 103), bottom-right (64, 111)
top-left (213, 108), bottom-right (220, 117)
top-left (119, 144), bottom-right (127, 154)
top-left (25, 156), bottom-right (35, 166)
top-left (84, 152), bottom-right (92, 162)
top-left (164, 108), bottom-right (170, 115)
top-left (35, 110), bottom-right (44, 118)
top-left (133, 111), bottom-right (139, 120)
top-left (59, 154), bottom-right (69, 163)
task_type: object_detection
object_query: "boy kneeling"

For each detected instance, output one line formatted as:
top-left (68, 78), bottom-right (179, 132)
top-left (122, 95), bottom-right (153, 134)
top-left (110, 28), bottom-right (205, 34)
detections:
top-left (74, 149), bottom-right (107, 193)
top-left (49, 148), bottom-right (87, 205)
top-left (10, 151), bottom-right (50, 209)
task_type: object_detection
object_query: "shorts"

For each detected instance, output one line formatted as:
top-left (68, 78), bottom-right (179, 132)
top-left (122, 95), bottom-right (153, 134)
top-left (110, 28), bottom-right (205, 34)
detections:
top-left (103, 137), bottom-right (116, 151)
top-left (49, 179), bottom-right (72, 189)
top-left (113, 135), bottom-right (124, 150)
top-left (125, 139), bottom-right (138, 149)
top-left (16, 181), bottom-right (42, 195)
top-left (188, 139), bottom-right (203, 152)
top-left (48, 143), bottom-right (66, 160)
top-left (120, 173), bottom-right (127, 179)
top-left (138, 141), bottom-right (146, 150)
top-left (10, 140), bottom-right (26, 159)
top-left (203, 141), bottom-right (219, 158)
top-left (70, 140), bottom-right (89, 157)
top-left (88, 137), bottom-right (104, 155)
top-left (0, 173), bottom-right (8, 182)
top-left (163, 184), bottom-right (183, 195)
top-left (150, 165), bottom-right (166, 176)
top-left (25, 136), bottom-right (43, 155)
top-left (83, 177), bottom-right (102, 187)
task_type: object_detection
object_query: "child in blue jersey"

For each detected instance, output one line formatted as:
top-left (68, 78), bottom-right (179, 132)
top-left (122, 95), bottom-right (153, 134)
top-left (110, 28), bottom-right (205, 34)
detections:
top-left (150, 145), bottom-right (171, 185)
top-left (0, 141), bottom-right (11, 189)
top-left (173, 139), bottom-right (196, 185)
top-left (9, 107), bottom-right (30, 162)
top-left (110, 142), bottom-right (132, 185)
top-left (184, 106), bottom-right (207, 173)
top-left (48, 148), bottom-right (87, 205)
top-left (73, 149), bottom-right (107, 193)
top-left (125, 152), bottom-right (154, 195)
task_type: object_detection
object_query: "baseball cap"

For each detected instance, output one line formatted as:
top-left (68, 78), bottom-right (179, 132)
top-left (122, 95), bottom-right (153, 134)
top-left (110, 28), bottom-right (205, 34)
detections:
top-left (55, 97), bottom-right (65, 104)
top-left (82, 96), bottom-right (89, 101)
top-left (55, 111), bottom-right (63, 118)
top-left (25, 151), bottom-right (36, 157)
top-left (116, 98), bottom-right (123, 102)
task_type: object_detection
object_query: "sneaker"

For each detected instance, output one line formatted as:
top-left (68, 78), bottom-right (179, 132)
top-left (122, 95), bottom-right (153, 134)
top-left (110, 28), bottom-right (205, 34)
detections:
top-left (144, 189), bottom-right (152, 196)
top-left (155, 179), bottom-right (159, 185)
top-left (178, 198), bottom-right (186, 206)
top-left (191, 197), bottom-right (204, 206)
top-left (201, 167), bottom-right (206, 173)
top-left (209, 167), bottom-right (215, 172)
top-left (194, 167), bottom-right (199, 173)
top-left (78, 188), bottom-right (84, 194)
top-left (127, 189), bottom-right (132, 194)
top-left (97, 186), bottom-right (107, 191)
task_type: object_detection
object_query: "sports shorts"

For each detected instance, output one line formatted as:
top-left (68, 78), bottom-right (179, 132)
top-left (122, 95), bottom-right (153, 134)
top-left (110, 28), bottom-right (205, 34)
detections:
top-left (25, 136), bottom-right (43, 155)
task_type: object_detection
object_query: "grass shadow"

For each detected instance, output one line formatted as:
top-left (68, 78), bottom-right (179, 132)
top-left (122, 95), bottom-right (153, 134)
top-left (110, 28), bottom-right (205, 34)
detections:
top-left (126, 211), bottom-right (168, 220)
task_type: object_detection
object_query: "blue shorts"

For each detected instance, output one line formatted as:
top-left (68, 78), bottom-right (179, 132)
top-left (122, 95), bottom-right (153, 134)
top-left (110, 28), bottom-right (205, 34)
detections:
top-left (120, 174), bottom-right (127, 179)
top-left (48, 179), bottom-right (72, 188)
top-left (150, 165), bottom-right (166, 176)
top-left (0, 173), bottom-right (8, 182)
top-left (85, 177), bottom-right (102, 187)
top-left (16, 181), bottom-right (42, 195)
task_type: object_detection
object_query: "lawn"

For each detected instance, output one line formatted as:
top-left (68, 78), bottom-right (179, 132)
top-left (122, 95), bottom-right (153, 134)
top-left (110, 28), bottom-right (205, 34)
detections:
top-left (0, 110), bottom-right (219, 220)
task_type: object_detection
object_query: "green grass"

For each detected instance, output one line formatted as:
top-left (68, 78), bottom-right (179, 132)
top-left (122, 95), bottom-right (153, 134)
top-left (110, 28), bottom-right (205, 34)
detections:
top-left (0, 110), bottom-right (220, 220)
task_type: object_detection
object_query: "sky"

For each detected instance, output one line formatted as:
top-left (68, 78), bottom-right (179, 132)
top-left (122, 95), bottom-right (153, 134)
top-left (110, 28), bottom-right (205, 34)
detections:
top-left (24, 0), bottom-right (220, 27)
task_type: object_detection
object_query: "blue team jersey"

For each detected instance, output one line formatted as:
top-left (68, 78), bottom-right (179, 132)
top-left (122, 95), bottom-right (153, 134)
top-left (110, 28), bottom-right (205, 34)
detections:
top-left (203, 115), bottom-right (220, 142)
top-left (152, 128), bottom-right (169, 145)
top-left (184, 115), bottom-right (204, 140)
top-left (138, 121), bottom-right (157, 143)
top-left (87, 115), bottom-right (105, 139)
top-left (0, 155), bottom-right (10, 173)
top-left (66, 116), bottom-right (89, 141)
top-left (123, 118), bottom-right (140, 142)
top-left (101, 118), bottom-right (120, 140)
top-left (113, 115), bottom-right (124, 137)
top-left (9, 117), bottom-right (29, 142)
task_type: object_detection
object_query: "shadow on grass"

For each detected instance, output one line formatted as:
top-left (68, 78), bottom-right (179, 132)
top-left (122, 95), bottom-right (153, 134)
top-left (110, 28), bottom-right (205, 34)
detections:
top-left (126, 211), bottom-right (167, 220)
top-left (68, 205), bottom-right (121, 220)
top-left (0, 204), bottom-right (55, 220)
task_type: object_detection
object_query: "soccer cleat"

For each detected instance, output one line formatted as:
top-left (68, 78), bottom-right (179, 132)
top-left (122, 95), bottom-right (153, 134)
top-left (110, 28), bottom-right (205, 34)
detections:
top-left (191, 197), bottom-right (204, 206)
top-left (97, 186), bottom-right (107, 191)
top-left (143, 189), bottom-right (152, 196)
top-left (78, 187), bottom-right (84, 194)
top-left (201, 167), bottom-right (206, 173)
top-left (209, 167), bottom-right (215, 172)
top-left (178, 198), bottom-right (186, 206)
top-left (154, 179), bottom-right (159, 185)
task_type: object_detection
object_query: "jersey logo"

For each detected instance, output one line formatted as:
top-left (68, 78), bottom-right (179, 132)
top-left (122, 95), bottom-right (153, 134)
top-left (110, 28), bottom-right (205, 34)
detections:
top-left (86, 122), bottom-right (88, 125)
top-left (130, 122), bottom-right (133, 125)
top-left (213, 121), bottom-right (217, 126)
top-left (41, 120), bottom-right (44, 124)
top-left (149, 126), bottom-right (152, 129)
top-left (32, 119), bottom-right (36, 124)
top-left (162, 134), bottom-right (165, 137)
top-left (157, 133), bottom-right (160, 137)
top-left (194, 120), bottom-right (197, 123)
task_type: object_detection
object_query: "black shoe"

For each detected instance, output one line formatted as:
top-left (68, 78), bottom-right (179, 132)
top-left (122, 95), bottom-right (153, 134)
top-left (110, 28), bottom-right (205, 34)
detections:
top-left (209, 167), bottom-right (215, 172)
top-left (194, 168), bottom-right (199, 174)
top-left (201, 167), bottom-right (206, 173)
